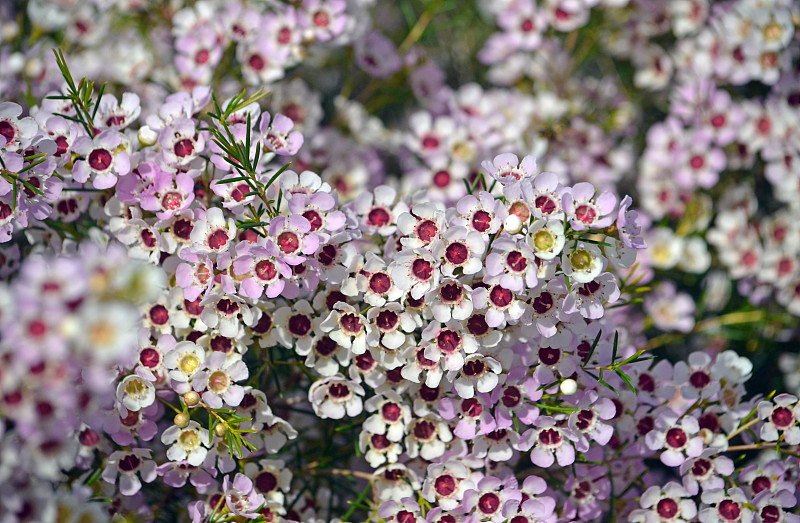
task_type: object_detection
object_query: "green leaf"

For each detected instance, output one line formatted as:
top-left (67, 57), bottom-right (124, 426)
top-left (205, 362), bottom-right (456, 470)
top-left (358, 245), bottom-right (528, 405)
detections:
top-left (615, 368), bottom-right (636, 394)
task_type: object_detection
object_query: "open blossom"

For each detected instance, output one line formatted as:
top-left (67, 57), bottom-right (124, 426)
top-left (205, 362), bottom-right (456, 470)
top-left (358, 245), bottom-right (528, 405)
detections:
top-left (192, 351), bottom-right (249, 408)
top-left (308, 374), bottom-right (365, 419)
top-left (223, 473), bottom-right (267, 520)
top-left (102, 448), bottom-right (157, 496)
top-left (758, 394), bottom-right (800, 444)
top-left (72, 130), bottom-right (131, 189)
top-left (260, 111), bottom-right (303, 156)
top-left (482, 152), bottom-right (537, 184)
top-left (161, 421), bottom-right (211, 466)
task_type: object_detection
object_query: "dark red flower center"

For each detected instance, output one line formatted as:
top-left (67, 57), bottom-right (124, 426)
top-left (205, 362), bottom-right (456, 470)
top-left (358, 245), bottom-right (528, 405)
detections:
top-left (445, 242), bottom-right (468, 265)
top-left (367, 207), bottom-right (390, 227)
top-left (371, 433), bottom-right (391, 449)
top-left (303, 210), bottom-right (323, 231)
top-left (665, 427), bottom-right (688, 449)
top-left (506, 251), bottom-right (527, 272)
top-left (437, 330), bottom-right (460, 353)
top-left (576, 409), bottom-right (594, 430)
top-left (340, 313), bottom-right (362, 334)
top-left (439, 282), bottom-right (462, 302)
top-left (535, 195), bottom-right (556, 215)
top-left (118, 454), bottom-right (141, 472)
top-left (369, 273), bottom-right (391, 294)
top-left (88, 148), bottom-right (113, 170)
top-left (752, 475), bottom-right (772, 494)
top-left (538, 347), bottom-right (560, 365)
top-left (288, 314), bottom-right (311, 336)
top-left (376, 310), bottom-right (399, 331)
top-left (463, 359), bottom-right (485, 376)
top-left (656, 498), bottom-right (679, 519)
top-left (690, 370), bottom-right (711, 389)
top-left (317, 245), bottom-right (337, 266)
top-left (462, 398), bottom-right (482, 417)
top-left (472, 210), bottom-right (492, 232)
top-left (216, 299), bottom-right (239, 316)
top-left (413, 420), bottom-right (435, 440)
top-left (315, 336), bottom-right (337, 356)
top-left (771, 406), bottom-right (794, 428)
top-left (328, 383), bottom-right (350, 398)
top-left (140, 347), bottom-right (161, 368)
top-left (718, 499), bottom-right (741, 521)
top-left (411, 259), bottom-right (433, 280)
top-left (381, 402), bottom-right (401, 422)
top-left (417, 219), bottom-right (438, 243)
top-left (538, 428), bottom-right (562, 445)
top-left (532, 292), bottom-right (554, 314)
top-left (174, 138), bottom-right (194, 158)
top-left (575, 204), bottom-right (597, 224)
top-left (277, 231), bottom-right (300, 254)
top-left (489, 286), bottom-right (513, 307)
top-left (433, 170), bottom-right (450, 187)
top-left (255, 471), bottom-right (277, 493)
top-left (467, 314), bottom-right (489, 336)
top-left (208, 229), bottom-right (229, 250)
top-left (149, 304), bottom-right (169, 325)
top-left (0, 121), bottom-right (16, 144)
top-left (434, 475), bottom-right (456, 496)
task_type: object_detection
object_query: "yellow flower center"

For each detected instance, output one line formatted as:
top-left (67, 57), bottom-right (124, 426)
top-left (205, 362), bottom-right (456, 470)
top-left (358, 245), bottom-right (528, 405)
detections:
top-left (532, 230), bottom-right (555, 251)
top-left (179, 354), bottom-right (200, 375)
top-left (125, 378), bottom-right (147, 397)
top-left (179, 430), bottom-right (199, 449)
top-left (208, 371), bottom-right (230, 393)
top-left (571, 249), bottom-right (592, 271)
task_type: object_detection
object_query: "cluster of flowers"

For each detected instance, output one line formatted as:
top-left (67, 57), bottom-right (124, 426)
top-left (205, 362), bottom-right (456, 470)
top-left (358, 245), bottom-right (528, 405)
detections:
top-left (2, 61), bottom-right (800, 521)
top-left (0, 0), bottom-right (799, 521)
top-left (476, 0), bottom-right (800, 324)
top-left (0, 0), bottom-right (402, 103)
top-left (0, 242), bottom-right (164, 520)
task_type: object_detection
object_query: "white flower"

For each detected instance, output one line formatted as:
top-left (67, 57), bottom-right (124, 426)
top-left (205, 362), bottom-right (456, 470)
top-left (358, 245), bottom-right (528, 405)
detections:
top-left (161, 421), bottom-right (211, 466)
top-left (308, 374), bottom-right (365, 419)
top-left (116, 375), bottom-right (156, 412)
top-left (164, 341), bottom-right (206, 385)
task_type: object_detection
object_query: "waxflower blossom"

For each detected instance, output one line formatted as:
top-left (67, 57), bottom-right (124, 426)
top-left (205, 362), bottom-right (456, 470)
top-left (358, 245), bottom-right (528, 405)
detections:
top-left (192, 351), bottom-right (249, 408)
top-left (261, 111), bottom-right (303, 156)
top-left (71, 131), bottom-right (131, 189)
top-left (519, 416), bottom-right (579, 467)
top-left (630, 483), bottom-right (697, 523)
top-left (223, 473), bottom-right (267, 520)
top-left (482, 152), bottom-right (537, 184)
top-left (165, 341), bottom-right (206, 389)
top-left (758, 394), bottom-right (800, 444)
top-left (3, 6), bottom-right (799, 521)
top-left (161, 421), bottom-right (211, 466)
top-left (102, 448), bottom-right (158, 496)
top-left (308, 374), bottom-right (365, 419)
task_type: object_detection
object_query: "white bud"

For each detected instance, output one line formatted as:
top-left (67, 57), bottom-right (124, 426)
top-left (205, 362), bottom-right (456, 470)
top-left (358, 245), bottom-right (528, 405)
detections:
top-left (2, 22), bottom-right (20, 42)
top-left (504, 214), bottom-right (522, 234)
top-left (23, 57), bottom-right (43, 79)
top-left (560, 378), bottom-right (578, 396)
top-left (138, 125), bottom-right (159, 147)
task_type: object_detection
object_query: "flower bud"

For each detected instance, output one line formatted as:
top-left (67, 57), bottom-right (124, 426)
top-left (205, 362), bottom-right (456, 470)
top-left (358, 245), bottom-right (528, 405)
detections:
top-left (184, 391), bottom-right (200, 406)
top-left (173, 412), bottom-right (190, 428)
top-left (504, 214), bottom-right (523, 234)
top-left (138, 125), bottom-right (159, 147)
top-left (214, 423), bottom-right (227, 437)
top-left (560, 378), bottom-right (578, 396)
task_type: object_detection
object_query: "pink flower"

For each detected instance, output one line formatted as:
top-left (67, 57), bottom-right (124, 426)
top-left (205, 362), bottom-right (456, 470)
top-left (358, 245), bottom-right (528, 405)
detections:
top-left (72, 130), bottom-right (130, 189)
top-left (102, 448), bottom-right (157, 496)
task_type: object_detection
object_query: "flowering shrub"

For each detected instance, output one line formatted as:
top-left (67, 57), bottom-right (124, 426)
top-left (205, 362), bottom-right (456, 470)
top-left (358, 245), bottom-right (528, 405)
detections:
top-left (0, 0), bottom-right (799, 522)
